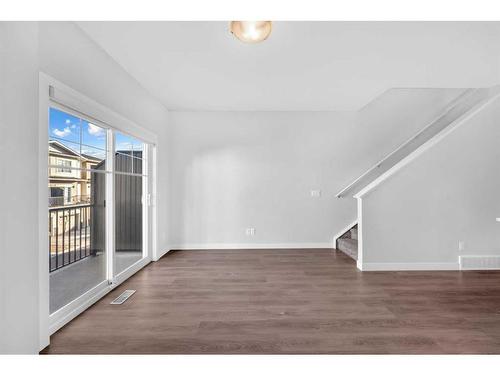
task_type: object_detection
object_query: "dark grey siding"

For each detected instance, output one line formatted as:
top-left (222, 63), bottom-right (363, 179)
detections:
top-left (115, 152), bottom-right (142, 251)
top-left (91, 168), bottom-right (106, 254)
top-left (91, 152), bottom-right (143, 253)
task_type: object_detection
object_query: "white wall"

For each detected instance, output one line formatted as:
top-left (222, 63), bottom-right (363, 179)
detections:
top-left (168, 111), bottom-right (356, 247)
top-left (167, 89), bottom-right (464, 249)
top-left (0, 22), bottom-right (40, 354)
top-left (359, 95), bottom-right (500, 269)
top-left (0, 22), bottom-right (170, 354)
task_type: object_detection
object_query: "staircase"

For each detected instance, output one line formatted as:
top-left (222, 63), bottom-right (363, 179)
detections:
top-left (331, 85), bottom-right (500, 270)
top-left (336, 225), bottom-right (358, 260)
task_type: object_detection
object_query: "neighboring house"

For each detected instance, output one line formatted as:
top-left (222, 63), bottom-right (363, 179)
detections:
top-left (48, 140), bottom-right (100, 207)
top-left (48, 141), bottom-right (142, 251)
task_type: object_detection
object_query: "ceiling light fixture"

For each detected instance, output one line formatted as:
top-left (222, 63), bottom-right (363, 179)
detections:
top-left (230, 21), bottom-right (272, 43)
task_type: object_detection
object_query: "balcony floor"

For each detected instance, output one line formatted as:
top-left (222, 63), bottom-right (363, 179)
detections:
top-left (50, 251), bottom-right (143, 314)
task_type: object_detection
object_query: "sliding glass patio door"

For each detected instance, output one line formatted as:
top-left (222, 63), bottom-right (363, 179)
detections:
top-left (47, 106), bottom-right (152, 318)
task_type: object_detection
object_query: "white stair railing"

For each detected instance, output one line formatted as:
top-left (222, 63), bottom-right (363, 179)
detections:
top-left (335, 87), bottom-right (497, 198)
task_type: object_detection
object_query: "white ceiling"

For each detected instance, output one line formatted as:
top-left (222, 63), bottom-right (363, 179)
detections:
top-left (77, 22), bottom-right (500, 111)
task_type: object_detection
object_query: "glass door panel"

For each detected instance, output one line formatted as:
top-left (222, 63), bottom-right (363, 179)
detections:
top-left (114, 132), bottom-right (147, 276)
top-left (48, 107), bottom-right (108, 314)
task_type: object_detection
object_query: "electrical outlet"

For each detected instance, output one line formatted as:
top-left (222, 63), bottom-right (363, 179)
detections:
top-left (310, 189), bottom-right (321, 198)
top-left (459, 240), bottom-right (465, 251)
top-left (245, 227), bottom-right (256, 236)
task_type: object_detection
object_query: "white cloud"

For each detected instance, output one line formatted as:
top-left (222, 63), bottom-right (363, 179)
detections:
top-left (65, 119), bottom-right (71, 124)
top-left (53, 127), bottom-right (72, 138)
top-left (88, 123), bottom-right (105, 137)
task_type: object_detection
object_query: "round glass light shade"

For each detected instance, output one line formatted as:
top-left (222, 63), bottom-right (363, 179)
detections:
top-left (230, 21), bottom-right (272, 43)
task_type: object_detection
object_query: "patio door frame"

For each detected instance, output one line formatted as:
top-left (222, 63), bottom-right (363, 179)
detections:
top-left (38, 73), bottom-right (158, 351)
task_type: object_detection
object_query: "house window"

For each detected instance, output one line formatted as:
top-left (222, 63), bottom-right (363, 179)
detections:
top-left (57, 160), bottom-right (72, 173)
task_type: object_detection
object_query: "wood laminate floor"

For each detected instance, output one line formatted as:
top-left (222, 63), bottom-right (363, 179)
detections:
top-left (42, 249), bottom-right (500, 354)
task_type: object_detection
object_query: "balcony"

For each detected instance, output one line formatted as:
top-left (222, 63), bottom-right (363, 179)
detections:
top-left (49, 201), bottom-right (142, 313)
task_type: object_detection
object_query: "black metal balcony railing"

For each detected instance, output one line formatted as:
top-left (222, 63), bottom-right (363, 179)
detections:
top-left (48, 154), bottom-right (142, 272)
top-left (49, 204), bottom-right (93, 272)
top-left (49, 194), bottom-right (91, 208)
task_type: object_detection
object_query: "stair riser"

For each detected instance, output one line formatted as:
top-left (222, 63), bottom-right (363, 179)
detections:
top-left (350, 228), bottom-right (358, 240)
top-left (337, 238), bottom-right (358, 260)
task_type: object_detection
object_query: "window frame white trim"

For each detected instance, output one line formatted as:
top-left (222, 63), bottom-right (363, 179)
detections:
top-left (38, 73), bottom-right (158, 351)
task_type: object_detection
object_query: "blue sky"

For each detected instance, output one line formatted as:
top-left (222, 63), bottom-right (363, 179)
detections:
top-left (49, 107), bottom-right (143, 161)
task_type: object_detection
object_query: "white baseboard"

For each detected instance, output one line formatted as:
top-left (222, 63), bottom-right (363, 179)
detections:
top-left (357, 259), bottom-right (363, 270)
top-left (168, 243), bottom-right (333, 250)
top-left (359, 262), bottom-right (459, 271)
top-left (153, 248), bottom-right (171, 261)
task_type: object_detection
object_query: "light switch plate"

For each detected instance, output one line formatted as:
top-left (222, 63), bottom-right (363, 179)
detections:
top-left (310, 190), bottom-right (321, 198)
top-left (246, 227), bottom-right (256, 236)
